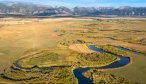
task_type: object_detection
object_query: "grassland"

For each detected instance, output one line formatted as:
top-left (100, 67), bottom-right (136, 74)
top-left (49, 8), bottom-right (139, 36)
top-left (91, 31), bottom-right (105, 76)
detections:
top-left (0, 17), bottom-right (146, 83)
top-left (77, 52), bottom-right (119, 67)
top-left (69, 44), bottom-right (95, 53)
top-left (18, 49), bottom-right (73, 68)
top-left (84, 69), bottom-right (135, 84)
top-left (0, 66), bottom-right (77, 84)
top-left (96, 45), bottom-right (131, 56)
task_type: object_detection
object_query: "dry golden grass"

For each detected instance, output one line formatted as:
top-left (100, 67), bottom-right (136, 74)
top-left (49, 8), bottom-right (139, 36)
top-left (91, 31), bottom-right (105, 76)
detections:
top-left (69, 44), bottom-right (95, 53)
top-left (0, 17), bottom-right (146, 83)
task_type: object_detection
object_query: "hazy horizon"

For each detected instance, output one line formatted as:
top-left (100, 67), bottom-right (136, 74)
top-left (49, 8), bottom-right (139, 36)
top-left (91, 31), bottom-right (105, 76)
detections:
top-left (0, 0), bottom-right (146, 7)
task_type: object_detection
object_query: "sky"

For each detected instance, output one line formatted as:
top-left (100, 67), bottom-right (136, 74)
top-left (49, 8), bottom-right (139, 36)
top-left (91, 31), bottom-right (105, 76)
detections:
top-left (0, 0), bottom-right (146, 7)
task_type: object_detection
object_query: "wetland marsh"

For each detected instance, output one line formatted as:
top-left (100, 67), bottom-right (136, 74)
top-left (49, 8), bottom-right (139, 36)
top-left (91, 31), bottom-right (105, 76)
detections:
top-left (0, 18), bottom-right (146, 84)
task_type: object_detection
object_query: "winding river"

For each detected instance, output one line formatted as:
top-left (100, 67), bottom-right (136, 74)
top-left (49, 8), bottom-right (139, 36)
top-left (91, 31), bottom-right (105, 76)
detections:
top-left (73, 45), bottom-right (130, 84)
top-left (14, 57), bottom-right (70, 71)
top-left (114, 46), bottom-right (144, 55)
top-left (14, 45), bottom-right (131, 84)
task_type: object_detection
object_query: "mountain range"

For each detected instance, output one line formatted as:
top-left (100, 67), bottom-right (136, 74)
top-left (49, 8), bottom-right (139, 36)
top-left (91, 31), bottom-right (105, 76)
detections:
top-left (0, 2), bottom-right (146, 17)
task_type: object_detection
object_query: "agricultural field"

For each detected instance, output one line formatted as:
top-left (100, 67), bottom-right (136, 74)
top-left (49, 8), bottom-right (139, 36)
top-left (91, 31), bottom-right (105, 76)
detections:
top-left (0, 18), bottom-right (146, 84)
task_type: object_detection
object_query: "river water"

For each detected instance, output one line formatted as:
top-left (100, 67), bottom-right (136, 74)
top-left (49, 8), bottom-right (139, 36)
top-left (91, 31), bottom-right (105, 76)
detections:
top-left (73, 45), bottom-right (130, 84)
top-left (14, 45), bottom-right (131, 84)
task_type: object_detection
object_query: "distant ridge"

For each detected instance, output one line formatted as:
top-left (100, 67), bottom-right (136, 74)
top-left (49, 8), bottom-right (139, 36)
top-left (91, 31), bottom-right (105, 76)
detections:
top-left (0, 2), bottom-right (146, 18)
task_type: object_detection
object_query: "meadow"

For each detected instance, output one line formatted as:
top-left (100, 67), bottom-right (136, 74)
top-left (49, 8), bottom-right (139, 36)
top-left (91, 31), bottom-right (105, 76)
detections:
top-left (0, 17), bottom-right (146, 83)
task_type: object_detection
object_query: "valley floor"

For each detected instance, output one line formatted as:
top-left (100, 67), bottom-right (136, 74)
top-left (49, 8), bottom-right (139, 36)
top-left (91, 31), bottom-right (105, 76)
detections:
top-left (0, 17), bottom-right (146, 84)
